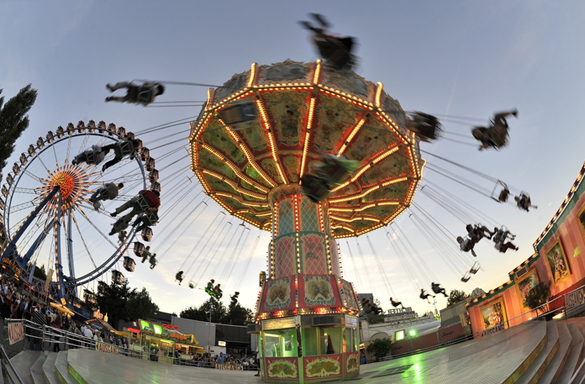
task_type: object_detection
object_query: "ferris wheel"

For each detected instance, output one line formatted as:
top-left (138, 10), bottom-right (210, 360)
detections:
top-left (0, 120), bottom-right (159, 303)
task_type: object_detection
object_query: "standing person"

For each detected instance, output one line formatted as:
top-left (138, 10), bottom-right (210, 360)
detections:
top-left (31, 306), bottom-right (46, 350)
top-left (52, 315), bottom-right (62, 352)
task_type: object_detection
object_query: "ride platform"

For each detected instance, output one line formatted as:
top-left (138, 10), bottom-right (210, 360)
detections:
top-left (10, 318), bottom-right (585, 384)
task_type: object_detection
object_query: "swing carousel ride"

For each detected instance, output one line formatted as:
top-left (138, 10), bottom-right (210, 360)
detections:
top-left (189, 59), bottom-right (424, 381)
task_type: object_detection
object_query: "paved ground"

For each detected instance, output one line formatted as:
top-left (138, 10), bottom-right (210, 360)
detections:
top-left (62, 321), bottom-right (544, 384)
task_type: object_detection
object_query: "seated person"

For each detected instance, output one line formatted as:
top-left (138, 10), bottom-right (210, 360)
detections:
top-left (101, 139), bottom-right (142, 172)
top-left (457, 236), bottom-right (477, 257)
top-left (72, 145), bottom-right (109, 166)
top-left (471, 109), bottom-right (517, 150)
top-left (149, 254), bottom-right (157, 269)
top-left (141, 246), bottom-right (152, 263)
top-left (175, 271), bottom-right (184, 284)
top-left (498, 186), bottom-right (510, 202)
top-left (515, 193), bottom-right (537, 212)
top-left (109, 217), bottom-right (130, 236)
top-left (118, 230), bottom-right (127, 243)
top-left (494, 240), bottom-right (518, 253)
top-left (106, 81), bottom-right (165, 106)
top-left (466, 224), bottom-right (494, 243)
top-left (132, 210), bottom-right (159, 232)
top-left (389, 297), bottom-right (403, 308)
top-left (300, 173), bottom-right (331, 203)
top-left (89, 182), bottom-right (123, 210)
top-left (492, 227), bottom-right (515, 244)
top-left (299, 13), bottom-right (356, 70)
top-left (313, 153), bottom-right (360, 186)
top-left (419, 289), bottom-right (432, 303)
top-left (213, 284), bottom-right (223, 299)
top-left (431, 282), bottom-right (448, 298)
top-left (407, 112), bottom-right (441, 141)
top-left (205, 280), bottom-right (216, 296)
top-left (112, 189), bottom-right (160, 223)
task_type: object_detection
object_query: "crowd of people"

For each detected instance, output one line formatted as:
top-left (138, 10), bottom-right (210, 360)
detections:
top-left (177, 351), bottom-right (259, 371)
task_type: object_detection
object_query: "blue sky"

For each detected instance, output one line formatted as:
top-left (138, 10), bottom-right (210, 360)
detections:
top-left (1, 1), bottom-right (585, 316)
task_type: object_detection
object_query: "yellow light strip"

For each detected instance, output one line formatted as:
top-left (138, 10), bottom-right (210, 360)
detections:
top-left (313, 59), bottom-right (322, 83)
top-left (247, 63), bottom-right (257, 88)
top-left (375, 82), bottom-right (383, 108)
top-left (213, 192), bottom-right (269, 207)
top-left (329, 201), bottom-right (400, 213)
top-left (330, 215), bottom-right (380, 223)
top-left (255, 98), bottom-right (288, 183)
top-left (200, 169), bottom-right (267, 200)
top-left (331, 146), bottom-right (400, 192)
top-left (199, 143), bottom-right (269, 193)
top-left (220, 120), bottom-right (276, 188)
top-left (338, 118), bottom-right (366, 156)
top-left (330, 176), bottom-right (408, 203)
top-left (206, 89), bottom-right (213, 110)
top-left (300, 96), bottom-right (316, 178)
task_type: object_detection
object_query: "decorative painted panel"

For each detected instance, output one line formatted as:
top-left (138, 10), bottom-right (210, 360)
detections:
top-left (300, 233), bottom-right (327, 275)
top-left (265, 357), bottom-right (299, 380)
top-left (303, 354), bottom-right (342, 379)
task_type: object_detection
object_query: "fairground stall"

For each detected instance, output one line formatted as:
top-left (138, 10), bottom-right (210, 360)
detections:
top-left (131, 319), bottom-right (203, 363)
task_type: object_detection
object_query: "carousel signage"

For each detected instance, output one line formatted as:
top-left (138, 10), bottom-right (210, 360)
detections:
top-left (216, 364), bottom-right (243, 370)
top-left (565, 288), bottom-right (585, 310)
top-left (95, 341), bottom-right (119, 355)
top-left (262, 316), bottom-right (297, 331)
top-left (481, 323), bottom-right (504, 336)
top-left (1, 258), bottom-right (22, 275)
top-left (162, 323), bottom-right (179, 330)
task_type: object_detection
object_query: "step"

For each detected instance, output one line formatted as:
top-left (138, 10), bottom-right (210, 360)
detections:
top-left (30, 352), bottom-right (47, 384)
top-left (41, 352), bottom-right (60, 384)
top-left (536, 321), bottom-right (572, 384)
top-left (515, 321), bottom-right (559, 384)
top-left (54, 352), bottom-right (77, 384)
top-left (10, 350), bottom-right (42, 384)
top-left (557, 322), bottom-right (585, 384)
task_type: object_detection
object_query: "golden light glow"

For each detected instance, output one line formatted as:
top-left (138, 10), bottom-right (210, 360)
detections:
top-left (247, 63), bottom-right (257, 88)
top-left (375, 82), bottom-right (383, 108)
top-left (255, 99), bottom-right (288, 183)
top-left (299, 96), bottom-right (316, 178)
top-left (338, 117), bottom-right (366, 156)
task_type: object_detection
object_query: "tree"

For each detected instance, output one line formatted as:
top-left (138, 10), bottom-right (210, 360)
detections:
top-left (0, 84), bottom-right (37, 183)
top-left (32, 264), bottom-right (47, 281)
top-left (366, 338), bottom-right (392, 361)
top-left (525, 282), bottom-right (551, 315)
top-left (224, 302), bottom-right (254, 325)
top-left (364, 312), bottom-right (385, 325)
top-left (127, 288), bottom-right (159, 321)
top-left (181, 298), bottom-right (227, 323)
top-left (92, 281), bottom-right (159, 328)
top-left (446, 289), bottom-right (468, 308)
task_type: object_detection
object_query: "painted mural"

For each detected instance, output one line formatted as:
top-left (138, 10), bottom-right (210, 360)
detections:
top-left (264, 278), bottom-right (292, 311)
top-left (480, 298), bottom-right (507, 330)
top-left (346, 352), bottom-right (359, 374)
top-left (545, 239), bottom-right (571, 285)
top-left (516, 269), bottom-right (539, 308)
top-left (266, 357), bottom-right (299, 379)
top-left (304, 355), bottom-right (342, 379)
top-left (303, 275), bottom-right (335, 307)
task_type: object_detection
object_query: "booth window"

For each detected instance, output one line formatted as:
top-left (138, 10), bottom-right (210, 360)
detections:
top-left (263, 328), bottom-right (297, 357)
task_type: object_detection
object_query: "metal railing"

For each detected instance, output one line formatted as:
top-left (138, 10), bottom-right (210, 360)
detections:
top-left (4, 319), bottom-right (257, 372)
top-left (0, 344), bottom-right (24, 384)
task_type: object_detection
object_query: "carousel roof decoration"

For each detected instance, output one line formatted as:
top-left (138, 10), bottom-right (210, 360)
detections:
top-left (190, 59), bottom-right (425, 238)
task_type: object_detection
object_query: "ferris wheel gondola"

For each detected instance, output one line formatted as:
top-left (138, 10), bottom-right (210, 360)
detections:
top-left (0, 120), bottom-right (158, 304)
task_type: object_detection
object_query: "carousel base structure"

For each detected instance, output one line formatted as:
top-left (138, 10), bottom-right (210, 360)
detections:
top-left (258, 314), bottom-right (360, 383)
top-left (255, 273), bottom-right (361, 383)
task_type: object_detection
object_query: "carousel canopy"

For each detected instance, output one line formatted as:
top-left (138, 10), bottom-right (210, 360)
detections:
top-left (190, 60), bottom-right (424, 238)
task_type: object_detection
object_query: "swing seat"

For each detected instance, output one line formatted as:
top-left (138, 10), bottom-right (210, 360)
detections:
top-left (189, 281), bottom-right (196, 289)
top-left (219, 103), bottom-right (257, 125)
